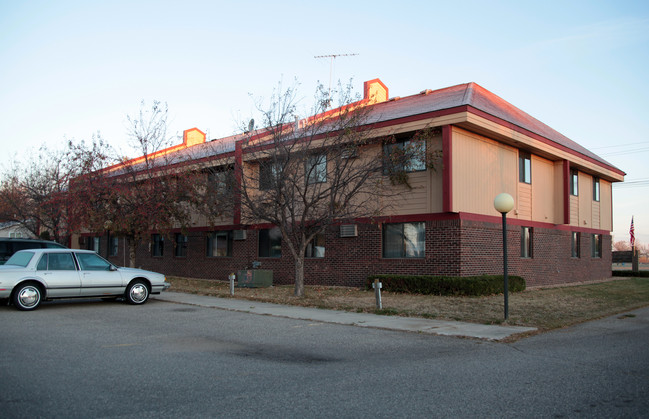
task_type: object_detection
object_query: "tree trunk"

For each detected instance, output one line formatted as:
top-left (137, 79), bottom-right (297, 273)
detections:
top-left (294, 255), bottom-right (305, 297)
top-left (128, 238), bottom-right (137, 268)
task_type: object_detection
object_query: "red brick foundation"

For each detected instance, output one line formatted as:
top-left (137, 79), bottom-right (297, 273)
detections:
top-left (100, 215), bottom-right (612, 288)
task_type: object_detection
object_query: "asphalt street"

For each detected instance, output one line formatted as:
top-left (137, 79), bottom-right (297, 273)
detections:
top-left (0, 296), bottom-right (647, 418)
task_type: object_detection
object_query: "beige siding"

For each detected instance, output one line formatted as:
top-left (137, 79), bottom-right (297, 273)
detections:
top-left (570, 195), bottom-right (579, 227)
top-left (600, 180), bottom-right (612, 231)
top-left (578, 173), bottom-right (593, 228)
top-left (592, 202), bottom-right (600, 229)
top-left (554, 161), bottom-right (566, 223)
top-left (451, 128), bottom-right (517, 216)
top-left (531, 156), bottom-right (557, 223)
top-left (381, 135), bottom-right (443, 216)
top-left (517, 183), bottom-right (532, 219)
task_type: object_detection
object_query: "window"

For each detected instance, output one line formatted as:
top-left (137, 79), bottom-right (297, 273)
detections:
top-left (306, 153), bottom-right (327, 184)
top-left (305, 233), bottom-right (325, 258)
top-left (383, 222), bottom-right (425, 258)
top-left (519, 151), bottom-right (531, 184)
top-left (570, 170), bottom-right (579, 196)
top-left (152, 234), bottom-right (164, 257)
top-left (206, 231), bottom-right (233, 257)
top-left (76, 253), bottom-right (112, 271)
top-left (109, 236), bottom-right (119, 257)
top-left (175, 234), bottom-right (188, 257)
top-left (591, 234), bottom-right (602, 258)
top-left (571, 232), bottom-right (581, 258)
top-left (9, 232), bottom-right (22, 238)
top-left (47, 253), bottom-right (76, 270)
top-left (259, 227), bottom-right (282, 258)
top-left (259, 160), bottom-right (282, 190)
top-left (521, 227), bottom-right (533, 258)
top-left (383, 138), bottom-right (426, 174)
top-left (86, 237), bottom-right (100, 253)
top-left (207, 167), bottom-right (233, 197)
top-left (593, 178), bottom-right (600, 202)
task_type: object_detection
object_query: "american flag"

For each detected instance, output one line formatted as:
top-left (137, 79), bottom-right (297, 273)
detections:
top-left (630, 216), bottom-right (635, 249)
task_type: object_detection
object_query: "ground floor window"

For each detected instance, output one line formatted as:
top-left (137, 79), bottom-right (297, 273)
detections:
top-left (521, 227), bottom-right (533, 258)
top-left (206, 231), bottom-right (233, 257)
top-left (591, 234), bottom-right (602, 258)
top-left (109, 236), bottom-right (119, 257)
top-left (382, 222), bottom-right (425, 258)
top-left (152, 234), bottom-right (164, 257)
top-left (86, 236), bottom-right (100, 253)
top-left (259, 227), bottom-right (282, 258)
top-left (175, 233), bottom-right (188, 257)
top-left (571, 232), bottom-right (581, 258)
top-left (305, 233), bottom-right (325, 258)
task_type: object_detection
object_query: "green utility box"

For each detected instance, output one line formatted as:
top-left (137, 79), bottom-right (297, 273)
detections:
top-left (237, 269), bottom-right (273, 288)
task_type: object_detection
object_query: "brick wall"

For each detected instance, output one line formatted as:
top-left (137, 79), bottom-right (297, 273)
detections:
top-left (101, 217), bottom-right (612, 288)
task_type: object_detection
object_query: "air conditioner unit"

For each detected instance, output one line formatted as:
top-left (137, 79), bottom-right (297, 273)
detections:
top-left (340, 224), bottom-right (358, 238)
top-left (233, 230), bottom-right (247, 240)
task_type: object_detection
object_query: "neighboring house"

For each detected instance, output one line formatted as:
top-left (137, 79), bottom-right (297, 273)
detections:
top-left (0, 221), bottom-right (36, 239)
top-left (81, 79), bottom-right (624, 287)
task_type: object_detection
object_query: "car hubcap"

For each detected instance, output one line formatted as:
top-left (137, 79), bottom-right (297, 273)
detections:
top-left (19, 287), bottom-right (39, 307)
top-left (130, 284), bottom-right (147, 302)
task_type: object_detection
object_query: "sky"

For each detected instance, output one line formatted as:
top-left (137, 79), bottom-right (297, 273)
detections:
top-left (1, 0), bottom-right (648, 244)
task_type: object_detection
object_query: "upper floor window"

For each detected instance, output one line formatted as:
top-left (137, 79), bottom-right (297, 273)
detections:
top-left (207, 167), bottom-right (233, 197)
top-left (259, 227), bottom-right (282, 258)
top-left (519, 151), bottom-right (531, 184)
top-left (570, 169), bottom-right (579, 196)
top-left (151, 234), bottom-right (164, 257)
top-left (259, 160), bottom-right (282, 190)
top-left (593, 178), bottom-right (600, 202)
top-left (174, 233), bottom-right (188, 257)
top-left (521, 227), bottom-right (533, 258)
top-left (383, 222), bottom-right (425, 258)
top-left (383, 138), bottom-right (427, 174)
top-left (206, 231), bottom-right (232, 257)
top-left (306, 153), bottom-right (327, 184)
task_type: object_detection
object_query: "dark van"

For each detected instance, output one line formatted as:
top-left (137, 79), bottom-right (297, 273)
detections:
top-left (0, 238), bottom-right (66, 265)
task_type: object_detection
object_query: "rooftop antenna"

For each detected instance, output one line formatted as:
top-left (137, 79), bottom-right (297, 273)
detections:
top-left (314, 53), bottom-right (359, 106)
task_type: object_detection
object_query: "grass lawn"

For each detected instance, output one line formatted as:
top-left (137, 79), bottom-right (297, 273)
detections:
top-left (167, 276), bottom-right (649, 332)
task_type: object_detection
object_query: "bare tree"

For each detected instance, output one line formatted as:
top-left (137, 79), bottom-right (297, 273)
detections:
top-left (239, 81), bottom-right (439, 296)
top-left (0, 137), bottom-right (111, 244)
top-left (72, 101), bottom-right (203, 267)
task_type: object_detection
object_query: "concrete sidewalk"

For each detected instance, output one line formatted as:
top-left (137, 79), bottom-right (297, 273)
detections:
top-left (153, 292), bottom-right (536, 341)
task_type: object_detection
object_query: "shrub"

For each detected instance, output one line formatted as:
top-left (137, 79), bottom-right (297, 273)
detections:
top-left (613, 270), bottom-right (649, 278)
top-left (366, 274), bottom-right (526, 296)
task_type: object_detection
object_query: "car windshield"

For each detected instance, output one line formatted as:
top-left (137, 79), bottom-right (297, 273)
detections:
top-left (5, 251), bottom-right (35, 267)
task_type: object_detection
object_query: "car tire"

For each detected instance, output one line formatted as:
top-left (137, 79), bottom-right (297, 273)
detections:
top-left (125, 280), bottom-right (149, 305)
top-left (12, 282), bottom-right (43, 311)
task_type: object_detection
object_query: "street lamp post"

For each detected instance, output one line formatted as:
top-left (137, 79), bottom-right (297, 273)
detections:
top-left (494, 193), bottom-right (515, 320)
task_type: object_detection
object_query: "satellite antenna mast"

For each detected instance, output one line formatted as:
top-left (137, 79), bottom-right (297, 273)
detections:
top-left (314, 53), bottom-right (359, 105)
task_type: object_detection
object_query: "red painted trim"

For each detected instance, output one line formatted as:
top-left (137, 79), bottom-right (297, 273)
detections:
top-left (442, 125), bottom-right (453, 213)
top-left (233, 141), bottom-right (243, 225)
top-left (563, 160), bottom-right (570, 224)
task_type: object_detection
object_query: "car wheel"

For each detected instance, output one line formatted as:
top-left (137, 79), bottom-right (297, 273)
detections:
top-left (125, 280), bottom-right (149, 305)
top-left (12, 282), bottom-right (43, 311)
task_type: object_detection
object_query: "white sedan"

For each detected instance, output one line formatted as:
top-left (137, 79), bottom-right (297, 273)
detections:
top-left (0, 249), bottom-right (171, 311)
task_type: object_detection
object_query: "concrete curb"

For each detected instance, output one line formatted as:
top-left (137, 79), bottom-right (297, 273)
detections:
top-left (153, 291), bottom-right (537, 341)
